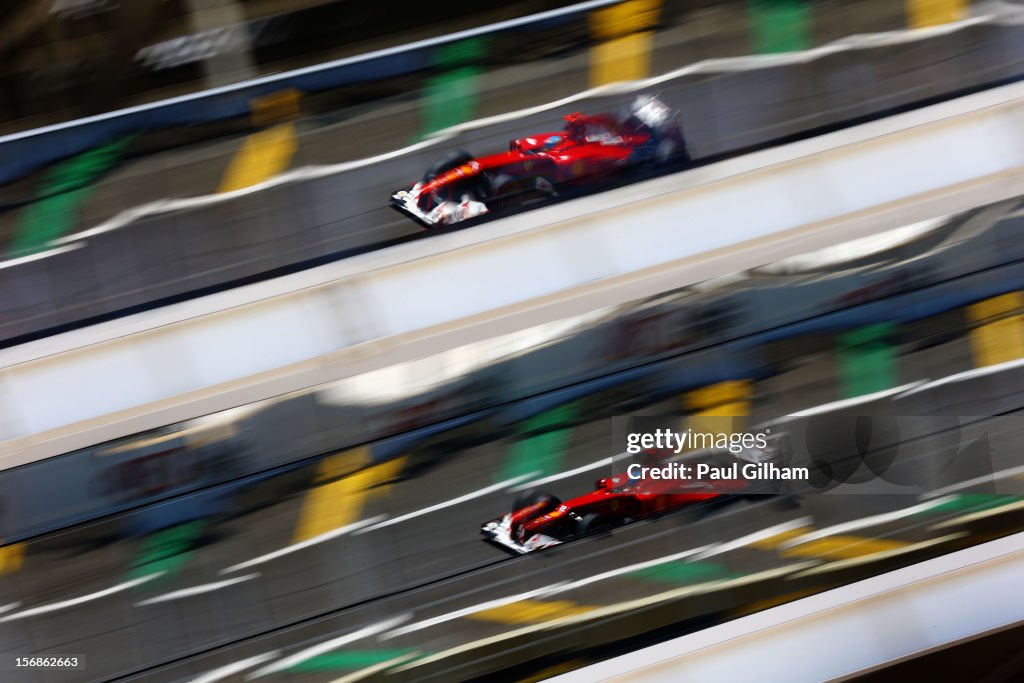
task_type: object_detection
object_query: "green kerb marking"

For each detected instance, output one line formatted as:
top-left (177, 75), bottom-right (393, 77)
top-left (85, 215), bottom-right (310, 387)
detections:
top-left (126, 521), bottom-right (204, 583)
top-left (747, 0), bottom-right (812, 54)
top-left (629, 560), bottom-right (735, 584)
top-left (285, 650), bottom-right (419, 672)
top-left (419, 37), bottom-right (489, 138)
top-left (922, 493), bottom-right (1022, 516)
top-left (837, 323), bottom-right (897, 398)
top-left (11, 136), bottom-right (133, 256)
top-left (499, 403), bottom-right (579, 482)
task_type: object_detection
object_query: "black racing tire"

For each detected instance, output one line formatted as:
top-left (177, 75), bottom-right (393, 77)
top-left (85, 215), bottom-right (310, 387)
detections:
top-left (489, 172), bottom-right (541, 210)
top-left (576, 512), bottom-right (612, 537)
top-left (655, 139), bottom-right (678, 165)
top-left (423, 149), bottom-right (474, 182)
top-left (513, 489), bottom-right (561, 515)
top-left (653, 135), bottom-right (690, 166)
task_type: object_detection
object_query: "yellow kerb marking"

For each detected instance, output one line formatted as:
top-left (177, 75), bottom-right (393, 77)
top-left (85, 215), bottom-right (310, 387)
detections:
top-left (589, 0), bottom-right (661, 86)
top-left (292, 448), bottom-right (406, 544)
top-left (0, 542), bottom-right (26, 575)
top-left (780, 535), bottom-right (909, 560)
top-left (219, 123), bottom-right (298, 193)
top-left (907, 0), bottom-right (968, 29)
top-left (468, 599), bottom-right (595, 624)
top-left (967, 292), bottom-right (1024, 367)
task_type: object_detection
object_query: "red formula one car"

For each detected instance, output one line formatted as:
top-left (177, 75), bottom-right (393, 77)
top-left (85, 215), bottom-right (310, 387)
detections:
top-left (391, 95), bottom-right (688, 227)
top-left (481, 447), bottom-right (780, 555)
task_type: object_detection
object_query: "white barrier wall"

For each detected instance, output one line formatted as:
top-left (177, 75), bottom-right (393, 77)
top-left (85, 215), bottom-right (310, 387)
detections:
top-left (2, 83), bottom-right (1023, 465)
top-left (550, 532), bottom-right (1024, 683)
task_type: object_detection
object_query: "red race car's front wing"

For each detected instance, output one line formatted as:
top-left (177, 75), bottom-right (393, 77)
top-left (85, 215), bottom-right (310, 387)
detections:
top-left (481, 514), bottom-right (563, 555)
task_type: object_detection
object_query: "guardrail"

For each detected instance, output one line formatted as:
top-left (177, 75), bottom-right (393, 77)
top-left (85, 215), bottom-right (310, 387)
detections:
top-left (1, 13), bottom-right (1022, 346)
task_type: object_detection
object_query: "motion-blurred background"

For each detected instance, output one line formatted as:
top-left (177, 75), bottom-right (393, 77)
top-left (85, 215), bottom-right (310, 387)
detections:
top-left (1, 1), bottom-right (1023, 682)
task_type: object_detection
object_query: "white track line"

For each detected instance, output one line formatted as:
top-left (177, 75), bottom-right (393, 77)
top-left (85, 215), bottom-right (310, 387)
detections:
top-left (791, 533), bottom-right (968, 578)
top-left (692, 518), bottom-right (813, 560)
top-left (381, 584), bottom-right (566, 640)
top-left (898, 357), bottom-right (1024, 396)
top-left (220, 516), bottom-right (385, 574)
top-left (779, 498), bottom-right (956, 549)
top-left (923, 465), bottom-right (1024, 499)
top-left (788, 382), bottom-right (926, 417)
top-left (247, 615), bottom-right (412, 678)
top-left (190, 652), bottom-right (279, 683)
top-left (509, 456), bottom-right (621, 492)
top-left (391, 563), bottom-right (815, 674)
top-left (136, 573), bottom-right (259, 606)
top-left (546, 545), bottom-right (715, 594)
top-left (0, 572), bottom-right (164, 622)
top-left (327, 652), bottom-right (422, 683)
top-left (0, 243), bottom-right (83, 270)
top-left (930, 500), bottom-right (1024, 530)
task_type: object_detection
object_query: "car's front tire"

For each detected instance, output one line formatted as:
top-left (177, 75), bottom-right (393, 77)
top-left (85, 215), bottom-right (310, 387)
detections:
top-left (487, 173), bottom-right (533, 210)
top-left (423, 149), bottom-right (474, 182)
top-left (513, 489), bottom-right (561, 515)
top-left (576, 512), bottom-right (612, 537)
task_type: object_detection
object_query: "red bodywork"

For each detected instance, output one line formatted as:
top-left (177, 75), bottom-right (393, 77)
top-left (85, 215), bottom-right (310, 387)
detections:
top-left (484, 438), bottom-right (782, 553)
top-left (512, 470), bottom-right (748, 546)
top-left (418, 115), bottom-right (650, 204)
top-left (393, 97), bottom-right (687, 226)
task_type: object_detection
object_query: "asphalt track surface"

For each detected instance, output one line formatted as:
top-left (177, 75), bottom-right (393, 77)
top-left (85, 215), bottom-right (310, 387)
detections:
top-left (3, 15), bottom-right (1022, 346)
top-left (3, 196), bottom-right (1024, 682)
top-left (0, 0), bottom-right (919, 231)
top-left (3, 329), bottom-right (1024, 682)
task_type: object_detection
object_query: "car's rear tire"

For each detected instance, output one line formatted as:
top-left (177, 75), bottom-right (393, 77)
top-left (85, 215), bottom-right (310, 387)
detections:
top-left (655, 139), bottom-right (677, 165)
top-left (654, 136), bottom-right (690, 165)
top-left (423, 150), bottom-right (474, 182)
top-left (513, 489), bottom-right (561, 514)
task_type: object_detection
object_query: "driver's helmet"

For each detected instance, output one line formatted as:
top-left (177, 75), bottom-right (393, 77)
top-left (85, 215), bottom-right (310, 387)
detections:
top-left (564, 112), bottom-right (586, 142)
top-left (542, 134), bottom-right (564, 151)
